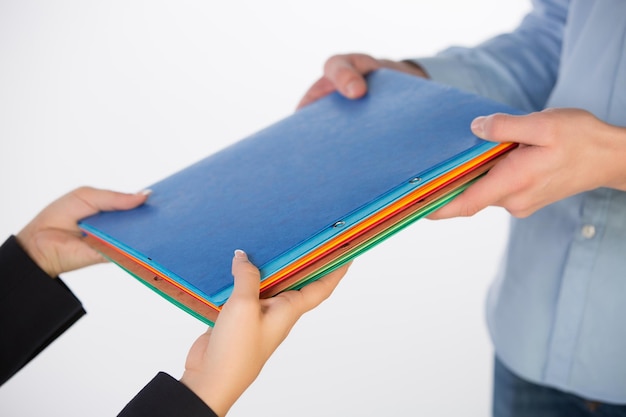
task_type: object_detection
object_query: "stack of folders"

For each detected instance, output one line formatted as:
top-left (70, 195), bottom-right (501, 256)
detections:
top-left (79, 69), bottom-right (523, 325)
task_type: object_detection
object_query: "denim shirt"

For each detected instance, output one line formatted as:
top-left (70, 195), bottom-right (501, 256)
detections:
top-left (416, 0), bottom-right (626, 403)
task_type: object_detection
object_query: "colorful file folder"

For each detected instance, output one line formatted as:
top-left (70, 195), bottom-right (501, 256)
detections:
top-left (79, 69), bottom-right (523, 325)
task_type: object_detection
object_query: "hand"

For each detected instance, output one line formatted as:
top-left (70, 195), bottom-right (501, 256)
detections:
top-left (297, 53), bottom-right (428, 109)
top-left (180, 250), bottom-right (350, 417)
top-left (16, 186), bottom-right (150, 277)
top-left (429, 108), bottom-right (626, 219)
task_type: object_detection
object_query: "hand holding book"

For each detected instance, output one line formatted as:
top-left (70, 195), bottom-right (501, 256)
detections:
top-left (181, 250), bottom-right (349, 417)
top-left (15, 186), bottom-right (150, 278)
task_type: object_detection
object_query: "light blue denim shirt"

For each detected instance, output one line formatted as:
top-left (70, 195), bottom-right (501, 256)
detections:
top-left (415, 0), bottom-right (626, 403)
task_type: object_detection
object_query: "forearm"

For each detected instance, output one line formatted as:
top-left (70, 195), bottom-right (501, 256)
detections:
top-left (0, 236), bottom-right (86, 386)
top-left (411, 0), bottom-right (569, 111)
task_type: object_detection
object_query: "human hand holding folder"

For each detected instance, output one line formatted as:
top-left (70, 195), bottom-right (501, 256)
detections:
top-left (181, 251), bottom-right (349, 417)
top-left (297, 52), bottom-right (428, 108)
top-left (430, 108), bottom-right (626, 219)
top-left (16, 186), bottom-right (150, 278)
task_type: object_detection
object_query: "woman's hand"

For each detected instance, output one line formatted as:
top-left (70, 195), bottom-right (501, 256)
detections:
top-left (180, 251), bottom-right (350, 417)
top-left (16, 186), bottom-right (150, 277)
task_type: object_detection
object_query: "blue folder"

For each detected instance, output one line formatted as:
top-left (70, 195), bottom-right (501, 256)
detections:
top-left (79, 69), bottom-right (523, 324)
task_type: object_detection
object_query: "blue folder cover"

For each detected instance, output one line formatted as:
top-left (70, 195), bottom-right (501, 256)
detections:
top-left (79, 69), bottom-right (522, 308)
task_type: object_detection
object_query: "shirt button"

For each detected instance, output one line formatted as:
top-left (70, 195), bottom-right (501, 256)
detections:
top-left (581, 224), bottom-right (596, 239)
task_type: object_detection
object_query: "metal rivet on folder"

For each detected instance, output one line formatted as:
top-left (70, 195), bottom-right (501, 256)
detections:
top-left (409, 177), bottom-right (422, 184)
top-left (333, 221), bottom-right (346, 228)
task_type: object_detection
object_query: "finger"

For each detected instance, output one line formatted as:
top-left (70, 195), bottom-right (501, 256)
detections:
top-left (323, 54), bottom-right (381, 99)
top-left (71, 240), bottom-right (107, 264)
top-left (229, 249), bottom-right (261, 301)
top-left (427, 167), bottom-right (514, 219)
top-left (73, 186), bottom-right (152, 212)
top-left (296, 77), bottom-right (338, 109)
top-left (27, 228), bottom-right (108, 276)
top-left (277, 262), bottom-right (350, 315)
top-left (471, 111), bottom-right (554, 147)
top-left (48, 186), bottom-right (151, 224)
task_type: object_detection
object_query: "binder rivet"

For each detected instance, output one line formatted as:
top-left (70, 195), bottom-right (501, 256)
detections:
top-left (333, 221), bottom-right (346, 228)
top-left (409, 177), bottom-right (421, 184)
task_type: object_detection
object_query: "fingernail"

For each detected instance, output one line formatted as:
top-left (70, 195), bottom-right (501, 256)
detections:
top-left (234, 249), bottom-right (247, 259)
top-left (345, 80), bottom-right (359, 98)
top-left (138, 188), bottom-right (153, 196)
top-left (471, 116), bottom-right (486, 136)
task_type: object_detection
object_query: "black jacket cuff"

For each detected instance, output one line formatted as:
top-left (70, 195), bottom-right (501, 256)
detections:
top-left (0, 235), bottom-right (86, 385)
top-left (118, 372), bottom-right (218, 417)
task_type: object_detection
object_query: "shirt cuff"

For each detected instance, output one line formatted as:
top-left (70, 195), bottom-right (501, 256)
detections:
top-left (407, 55), bottom-right (487, 97)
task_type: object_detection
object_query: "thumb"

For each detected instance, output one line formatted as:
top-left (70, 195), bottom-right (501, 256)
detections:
top-left (73, 186), bottom-right (151, 213)
top-left (49, 186), bottom-right (152, 225)
top-left (471, 112), bottom-right (550, 147)
top-left (229, 250), bottom-right (261, 301)
top-left (427, 164), bottom-right (513, 219)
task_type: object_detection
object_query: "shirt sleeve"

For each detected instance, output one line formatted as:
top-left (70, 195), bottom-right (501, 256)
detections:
top-left (412, 0), bottom-right (569, 111)
top-left (0, 235), bottom-right (86, 386)
top-left (117, 372), bottom-right (219, 417)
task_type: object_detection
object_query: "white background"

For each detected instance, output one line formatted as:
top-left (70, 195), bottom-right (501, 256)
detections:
top-left (0, 1), bottom-right (530, 416)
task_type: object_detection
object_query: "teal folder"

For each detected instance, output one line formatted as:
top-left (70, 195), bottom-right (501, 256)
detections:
top-left (79, 69), bottom-right (523, 325)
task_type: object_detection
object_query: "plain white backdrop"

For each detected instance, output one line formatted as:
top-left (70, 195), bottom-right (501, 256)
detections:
top-left (0, 1), bottom-right (531, 416)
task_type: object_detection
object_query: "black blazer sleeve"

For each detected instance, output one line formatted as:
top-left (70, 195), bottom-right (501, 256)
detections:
top-left (0, 235), bottom-right (86, 385)
top-left (0, 236), bottom-right (219, 417)
top-left (118, 372), bottom-right (218, 417)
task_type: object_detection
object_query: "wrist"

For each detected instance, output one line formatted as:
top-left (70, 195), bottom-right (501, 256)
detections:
top-left (15, 228), bottom-right (56, 278)
top-left (180, 371), bottom-right (235, 417)
top-left (598, 124), bottom-right (626, 192)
